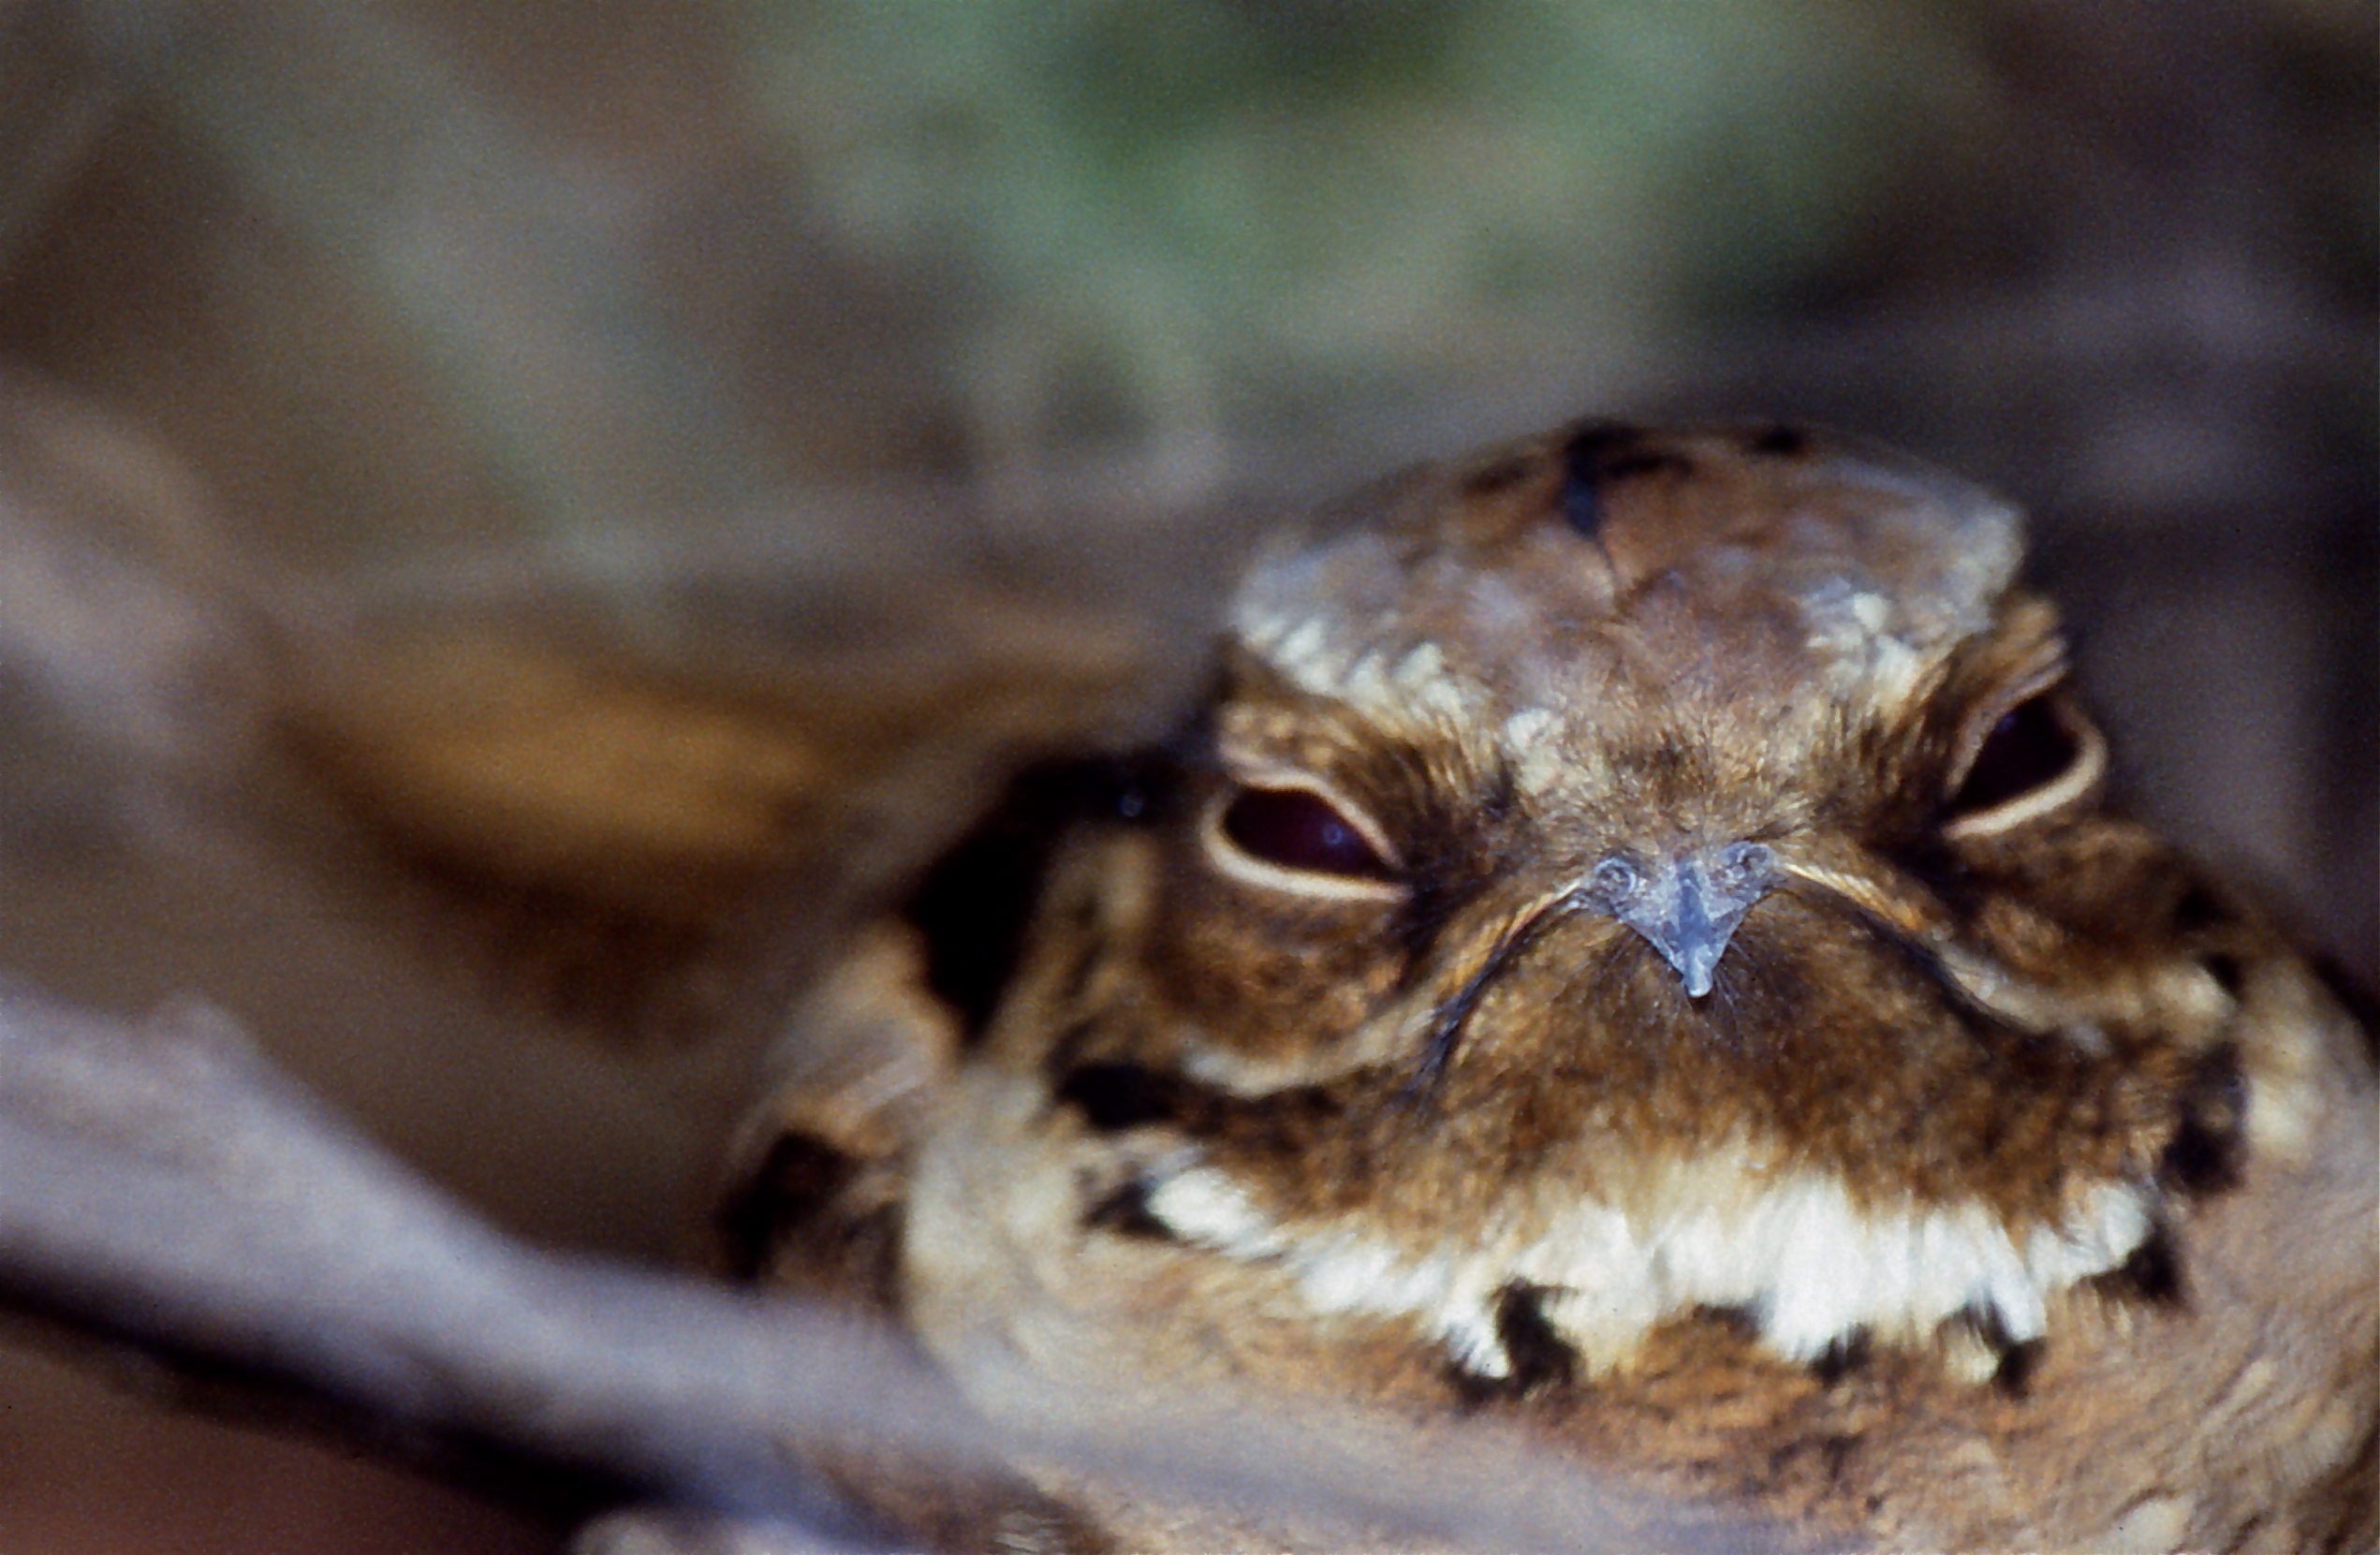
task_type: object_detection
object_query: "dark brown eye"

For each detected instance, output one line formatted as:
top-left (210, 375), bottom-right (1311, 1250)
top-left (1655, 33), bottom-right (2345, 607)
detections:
top-left (1947, 692), bottom-right (2090, 820)
top-left (1218, 785), bottom-right (1392, 879)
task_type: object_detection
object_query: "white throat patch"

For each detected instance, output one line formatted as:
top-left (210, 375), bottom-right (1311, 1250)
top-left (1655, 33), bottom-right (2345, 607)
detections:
top-left (1140, 1152), bottom-right (2152, 1380)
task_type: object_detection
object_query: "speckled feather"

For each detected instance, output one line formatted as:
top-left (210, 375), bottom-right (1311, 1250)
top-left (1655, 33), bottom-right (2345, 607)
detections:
top-left (741, 420), bottom-right (2377, 1552)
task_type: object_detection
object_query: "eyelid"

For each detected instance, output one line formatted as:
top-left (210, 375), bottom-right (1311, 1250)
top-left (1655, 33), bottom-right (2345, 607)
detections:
top-left (1942, 688), bottom-right (2108, 842)
top-left (1199, 770), bottom-right (1408, 902)
top-left (1217, 767), bottom-right (1404, 866)
top-left (1947, 655), bottom-right (2067, 785)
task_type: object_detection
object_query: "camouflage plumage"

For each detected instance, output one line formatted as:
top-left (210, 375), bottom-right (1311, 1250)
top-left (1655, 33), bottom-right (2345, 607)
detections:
top-left (740, 421), bottom-right (2377, 1551)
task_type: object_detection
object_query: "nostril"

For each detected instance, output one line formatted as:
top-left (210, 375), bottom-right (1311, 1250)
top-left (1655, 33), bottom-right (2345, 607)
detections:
top-left (1718, 842), bottom-right (1776, 888)
top-left (1591, 857), bottom-right (1641, 902)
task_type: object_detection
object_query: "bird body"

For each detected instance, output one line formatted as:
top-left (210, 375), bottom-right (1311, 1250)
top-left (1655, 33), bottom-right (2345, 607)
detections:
top-left (734, 421), bottom-right (2377, 1551)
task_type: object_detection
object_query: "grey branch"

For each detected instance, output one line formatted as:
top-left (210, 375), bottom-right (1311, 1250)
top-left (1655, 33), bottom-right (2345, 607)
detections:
top-left (0, 986), bottom-right (1787, 1552)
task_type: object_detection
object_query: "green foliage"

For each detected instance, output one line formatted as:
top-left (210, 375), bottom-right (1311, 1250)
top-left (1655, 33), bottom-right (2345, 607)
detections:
top-left (738, 0), bottom-right (1973, 454)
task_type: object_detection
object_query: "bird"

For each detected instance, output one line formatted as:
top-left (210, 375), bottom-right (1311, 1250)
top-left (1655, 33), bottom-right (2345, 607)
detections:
top-left (723, 418), bottom-right (2378, 1552)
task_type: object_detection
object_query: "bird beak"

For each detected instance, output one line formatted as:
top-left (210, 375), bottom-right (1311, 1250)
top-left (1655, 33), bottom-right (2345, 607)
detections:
top-left (1583, 843), bottom-right (1779, 998)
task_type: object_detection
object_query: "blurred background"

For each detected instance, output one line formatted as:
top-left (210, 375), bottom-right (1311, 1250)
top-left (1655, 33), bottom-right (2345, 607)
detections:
top-left (0, 1), bottom-right (2369, 1549)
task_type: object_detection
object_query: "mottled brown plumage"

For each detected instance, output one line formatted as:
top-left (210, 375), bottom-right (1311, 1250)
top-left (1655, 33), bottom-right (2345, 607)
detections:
top-left (737, 421), bottom-right (2377, 1551)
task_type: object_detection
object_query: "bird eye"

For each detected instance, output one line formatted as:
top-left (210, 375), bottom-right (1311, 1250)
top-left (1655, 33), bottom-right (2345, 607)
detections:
top-left (1215, 785), bottom-right (1394, 882)
top-left (1953, 697), bottom-right (2075, 812)
top-left (1945, 690), bottom-right (2104, 834)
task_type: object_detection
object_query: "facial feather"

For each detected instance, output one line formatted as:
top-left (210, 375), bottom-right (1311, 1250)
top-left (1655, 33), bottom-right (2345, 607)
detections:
top-left (1012, 421), bottom-right (2289, 1383)
top-left (738, 416), bottom-right (2374, 1554)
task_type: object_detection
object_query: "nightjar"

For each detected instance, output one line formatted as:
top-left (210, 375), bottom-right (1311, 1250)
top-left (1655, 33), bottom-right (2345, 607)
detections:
top-left (727, 420), bottom-right (2377, 1552)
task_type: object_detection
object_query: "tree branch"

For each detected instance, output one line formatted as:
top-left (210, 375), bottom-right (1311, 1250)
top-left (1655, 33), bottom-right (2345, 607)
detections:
top-left (0, 986), bottom-right (1788, 1552)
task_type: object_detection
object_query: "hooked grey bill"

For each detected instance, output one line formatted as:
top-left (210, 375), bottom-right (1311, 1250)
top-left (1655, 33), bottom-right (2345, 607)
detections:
top-left (1580, 842), bottom-right (1780, 998)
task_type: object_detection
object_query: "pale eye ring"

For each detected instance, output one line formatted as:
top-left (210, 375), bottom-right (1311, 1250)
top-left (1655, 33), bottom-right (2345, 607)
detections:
top-left (1944, 689), bottom-right (2108, 840)
top-left (1202, 777), bottom-right (1405, 902)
